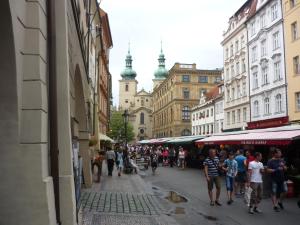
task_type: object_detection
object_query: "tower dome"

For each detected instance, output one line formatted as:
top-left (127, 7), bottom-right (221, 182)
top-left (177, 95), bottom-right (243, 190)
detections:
top-left (121, 46), bottom-right (137, 80)
top-left (154, 44), bottom-right (168, 79)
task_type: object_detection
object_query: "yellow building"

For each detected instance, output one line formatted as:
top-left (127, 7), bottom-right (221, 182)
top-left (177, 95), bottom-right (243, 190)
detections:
top-left (283, 0), bottom-right (300, 123)
top-left (152, 63), bottom-right (222, 138)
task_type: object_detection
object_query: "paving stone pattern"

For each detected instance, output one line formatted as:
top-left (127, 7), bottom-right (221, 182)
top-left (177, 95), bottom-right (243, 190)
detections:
top-left (91, 214), bottom-right (159, 225)
top-left (80, 191), bottom-right (164, 216)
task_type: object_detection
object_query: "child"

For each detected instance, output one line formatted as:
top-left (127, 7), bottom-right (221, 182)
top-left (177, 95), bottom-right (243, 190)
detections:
top-left (223, 152), bottom-right (238, 205)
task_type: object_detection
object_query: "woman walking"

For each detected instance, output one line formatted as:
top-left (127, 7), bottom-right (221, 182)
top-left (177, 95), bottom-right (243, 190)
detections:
top-left (116, 150), bottom-right (124, 177)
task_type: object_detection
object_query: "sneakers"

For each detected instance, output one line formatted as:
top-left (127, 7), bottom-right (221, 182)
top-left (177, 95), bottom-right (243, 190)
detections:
top-left (210, 201), bottom-right (215, 206)
top-left (215, 201), bottom-right (222, 206)
top-left (273, 206), bottom-right (280, 212)
top-left (227, 200), bottom-right (233, 205)
top-left (278, 202), bottom-right (284, 210)
top-left (249, 207), bottom-right (254, 214)
top-left (254, 207), bottom-right (262, 213)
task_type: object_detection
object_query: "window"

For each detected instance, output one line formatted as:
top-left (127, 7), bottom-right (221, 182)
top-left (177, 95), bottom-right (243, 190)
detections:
top-left (274, 61), bottom-right (281, 81)
top-left (226, 48), bottom-right (229, 59)
top-left (253, 72), bottom-right (258, 89)
top-left (182, 106), bottom-right (190, 120)
top-left (181, 129), bottom-right (191, 136)
top-left (235, 40), bottom-right (239, 53)
top-left (183, 88), bottom-right (190, 99)
top-left (243, 108), bottom-right (247, 122)
top-left (290, 0), bottom-right (296, 9)
top-left (226, 68), bottom-right (230, 80)
top-left (251, 21), bottom-right (256, 36)
top-left (125, 99), bottom-right (129, 103)
top-left (237, 109), bottom-right (241, 123)
top-left (252, 46), bottom-right (257, 62)
top-left (262, 67), bottom-right (269, 85)
top-left (227, 112), bottom-right (230, 125)
top-left (182, 75), bottom-right (190, 82)
top-left (125, 84), bottom-right (129, 92)
top-left (242, 82), bottom-right (246, 96)
top-left (271, 3), bottom-right (278, 21)
top-left (232, 111), bottom-right (236, 124)
top-left (241, 35), bottom-right (245, 48)
top-left (236, 62), bottom-right (240, 75)
top-left (231, 87), bottom-right (235, 100)
top-left (211, 108), bottom-right (214, 116)
top-left (200, 88), bottom-right (207, 97)
top-left (260, 13), bottom-right (266, 29)
top-left (296, 92), bottom-right (300, 111)
top-left (140, 112), bottom-right (145, 124)
top-left (242, 59), bottom-right (246, 73)
top-left (231, 65), bottom-right (235, 77)
top-left (206, 109), bottom-right (209, 117)
top-left (227, 89), bottom-right (230, 102)
top-left (264, 98), bottom-right (270, 115)
top-left (237, 84), bottom-right (241, 98)
top-left (199, 76), bottom-right (208, 83)
top-left (291, 22), bottom-right (298, 41)
top-left (275, 94), bottom-right (282, 113)
top-left (261, 40), bottom-right (266, 57)
top-left (254, 100), bottom-right (259, 117)
top-left (230, 44), bottom-right (234, 56)
top-left (294, 56), bottom-right (300, 74)
top-left (273, 32), bottom-right (279, 50)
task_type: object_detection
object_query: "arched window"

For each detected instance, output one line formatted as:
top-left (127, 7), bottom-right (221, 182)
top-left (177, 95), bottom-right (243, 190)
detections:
top-left (264, 98), bottom-right (270, 114)
top-left (181, 129), bottom-right (191, 136)
top-left (182, 106), bottom-right (190, 121)
top-left (140, 112), bottom-right (144, 124)
top-left (254, 100), bottom-right (259, 117)
top-left (125, 84), bottom-right (129, 92)
top-left (275, 94), bottom-right (282, 112)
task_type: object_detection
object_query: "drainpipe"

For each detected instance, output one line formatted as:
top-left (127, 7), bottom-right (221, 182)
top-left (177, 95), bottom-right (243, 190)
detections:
top-left (47, 1), bottom-right (61, 224)
top-left (86, 0), bottom-right (92, 83)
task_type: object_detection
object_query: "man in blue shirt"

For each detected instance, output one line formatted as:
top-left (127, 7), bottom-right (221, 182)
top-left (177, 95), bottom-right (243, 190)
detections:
top-left (234, 149), bottom-right (247, 195)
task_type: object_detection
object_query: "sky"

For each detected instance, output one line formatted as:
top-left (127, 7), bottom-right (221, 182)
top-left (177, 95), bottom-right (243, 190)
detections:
top-left (100, 0), bottom-right (246, 106)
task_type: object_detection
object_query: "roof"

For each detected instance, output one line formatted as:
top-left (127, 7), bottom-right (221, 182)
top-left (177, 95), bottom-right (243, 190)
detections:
top-left (100, 9), bottom-right (113, 48)
top-left (205, 86), bottom-right (219, 101)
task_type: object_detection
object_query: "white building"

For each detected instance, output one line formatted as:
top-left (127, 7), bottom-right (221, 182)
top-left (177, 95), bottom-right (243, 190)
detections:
top-left (222, 0), bottom-right (252, 132)
top-left (247, 0), bottom-right (288, 129)
top-left (192, 87), bottom-right (220, 135)
top-left (215, 83), bottom-right (225, 133)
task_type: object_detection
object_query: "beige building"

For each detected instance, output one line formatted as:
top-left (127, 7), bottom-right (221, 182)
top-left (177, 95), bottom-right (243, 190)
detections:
top-left (119, 49), bottom-right (153, 142)
top-left (152, 63), bottom-right (222, 138)
top-left (283, 0), bottom-right (300, 123)
top-left (0, 1), bottom-right (111, 225)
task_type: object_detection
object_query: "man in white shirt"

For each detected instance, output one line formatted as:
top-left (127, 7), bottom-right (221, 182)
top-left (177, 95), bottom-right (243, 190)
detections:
top-left (247, 152), bottom-right (264, 214)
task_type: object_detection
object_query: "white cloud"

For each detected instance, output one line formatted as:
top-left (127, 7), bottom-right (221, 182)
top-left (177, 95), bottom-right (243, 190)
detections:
top-left (101, 0), bottom-right (246, 106)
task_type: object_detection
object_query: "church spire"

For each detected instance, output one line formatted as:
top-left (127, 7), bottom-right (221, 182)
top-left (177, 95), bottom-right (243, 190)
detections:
top-left (154, 42), bottom-right (168, 79)
top-left (121, 43), bottom-right (137, 80)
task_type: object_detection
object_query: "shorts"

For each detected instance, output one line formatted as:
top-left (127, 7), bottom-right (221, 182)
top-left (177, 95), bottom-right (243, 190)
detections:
top-left (272, 181), bottom-right (287, 197)
top-left (235, 171), bottom-right (247, 183)
top-left (226, 176), bottom-right (234, 192)
top-left (207, 176), bottom-right (221, 191)
top-left (250, 182), bottom-right (262, 206)
top-left (151, 162), bottom-right (158, 168)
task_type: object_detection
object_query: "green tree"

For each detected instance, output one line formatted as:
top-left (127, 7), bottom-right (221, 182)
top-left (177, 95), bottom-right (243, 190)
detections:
top-left (108, 110), bottom-right (135, 142)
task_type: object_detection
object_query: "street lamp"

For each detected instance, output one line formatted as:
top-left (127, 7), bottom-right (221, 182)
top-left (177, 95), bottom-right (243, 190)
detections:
top-left (122, 109), bottom-right (129, 151)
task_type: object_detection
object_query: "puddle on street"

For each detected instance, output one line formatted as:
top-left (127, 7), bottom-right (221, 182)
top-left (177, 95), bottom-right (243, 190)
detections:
top-left (197, 212), bottom-right (218, 221)
top-left (165, 191), bottom-right (188, 203)
top-left (173, 207), bottom-right (185, 214)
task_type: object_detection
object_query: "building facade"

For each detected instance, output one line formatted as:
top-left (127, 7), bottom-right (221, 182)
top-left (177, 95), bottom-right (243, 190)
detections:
top-left (247, 0), bottom-right (288, 129)
top-left (215, 83), bottom-right (225, 133)
top-left (0, 1), bottom-right (111, 225)
top-left (118, 49), bottom-right (153, 142)
top-left (283, 0), bottom-right (300, 123)
top-left (222, 0), bottom-right (252, 132)
top-left (152, 63), bottom-right (222, 138)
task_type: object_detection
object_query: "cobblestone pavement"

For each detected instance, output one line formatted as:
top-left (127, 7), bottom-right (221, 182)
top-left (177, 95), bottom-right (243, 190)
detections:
top-left (78, 162), bottom-right (179, 225)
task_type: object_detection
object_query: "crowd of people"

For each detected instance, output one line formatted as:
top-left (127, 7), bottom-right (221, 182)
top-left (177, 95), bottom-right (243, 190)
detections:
top-left (203, 147), bottom-right (293, 214)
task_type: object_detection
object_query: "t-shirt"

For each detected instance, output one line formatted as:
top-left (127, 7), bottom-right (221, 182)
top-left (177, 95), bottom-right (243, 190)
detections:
top-left (203, 157), bottom-right (220, 177)
top-left (179, 151), bottom-right (185, 159)
top-left (248, 161), bottom-right (264, 183)
top-left (267, 159), bottom-right (286, 182)
top-left (246, 155), bottom-right (255, 167)
top-left (235, 155), bottom-right (247, 172)
top-left (224, 159), bottom-right (238, 177)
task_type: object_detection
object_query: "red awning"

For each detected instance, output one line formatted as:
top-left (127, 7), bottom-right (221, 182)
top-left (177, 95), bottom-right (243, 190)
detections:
top-left (195, 130), bottom-right (300, 145)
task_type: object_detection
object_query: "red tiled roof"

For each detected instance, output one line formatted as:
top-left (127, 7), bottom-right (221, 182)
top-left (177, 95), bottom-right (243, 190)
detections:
top-left (205, 86), bottom-right (219, 101)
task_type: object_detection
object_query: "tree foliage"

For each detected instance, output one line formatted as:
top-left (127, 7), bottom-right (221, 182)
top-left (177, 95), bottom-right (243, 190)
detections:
top-left (108, 110), bottom-right (135, 142)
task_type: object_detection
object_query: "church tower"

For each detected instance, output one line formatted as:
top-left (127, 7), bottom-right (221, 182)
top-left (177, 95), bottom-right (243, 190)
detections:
top-left (153, 43), bottom-right (168, 89)
top-left (119, 46), bottom-right (138, 110)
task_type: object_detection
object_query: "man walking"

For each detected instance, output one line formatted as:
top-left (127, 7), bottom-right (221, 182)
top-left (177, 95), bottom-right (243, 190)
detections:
top-left (247, 152), bottom-right (264, 214)
top-left (106, 147), bottom-right (116, 176)
top-left (235, 149), bottom-right (247, 196)
top-left (169, 146), bottom-right (176, 168)
top-left (204, 149), bottom-right (222, 206)
top-left (222, 152), bottom-right (238, 205)
top-left (267, 149), bottom-right (287, 212)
